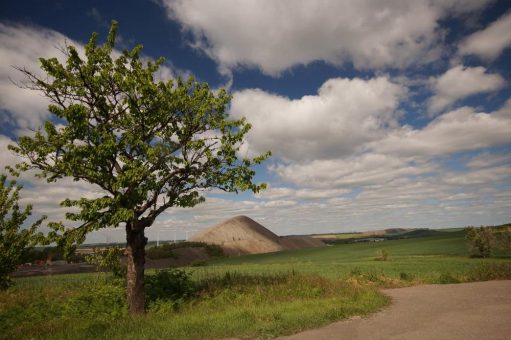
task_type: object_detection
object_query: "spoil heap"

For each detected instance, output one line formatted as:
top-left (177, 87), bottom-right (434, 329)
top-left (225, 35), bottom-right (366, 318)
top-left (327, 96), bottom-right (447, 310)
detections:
top-left (191, 215), bottom-right (325, 255)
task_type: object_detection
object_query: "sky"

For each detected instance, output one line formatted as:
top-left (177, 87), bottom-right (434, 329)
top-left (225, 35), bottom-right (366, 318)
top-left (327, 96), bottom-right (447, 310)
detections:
top-left (1, 0), bottom-right (511, 243)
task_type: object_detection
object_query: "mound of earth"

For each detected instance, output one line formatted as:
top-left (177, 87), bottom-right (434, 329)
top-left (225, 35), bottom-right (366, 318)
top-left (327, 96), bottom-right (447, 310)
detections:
top-left (191, 215), bottom-right (325, 255)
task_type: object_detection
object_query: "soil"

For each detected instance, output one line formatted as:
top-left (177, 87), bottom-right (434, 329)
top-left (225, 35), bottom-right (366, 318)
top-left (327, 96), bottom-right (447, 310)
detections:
top-left (191, 215), bottom-right (325, 255)
top-left (279, 280), bottom-right (511, 340)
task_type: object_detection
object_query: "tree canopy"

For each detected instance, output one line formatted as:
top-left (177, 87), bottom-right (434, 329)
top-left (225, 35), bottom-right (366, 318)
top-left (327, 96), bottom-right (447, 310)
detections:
top-left (0, 174), bottom-right (45, 289)
top-left (10, 21), bottom-right (269, 312)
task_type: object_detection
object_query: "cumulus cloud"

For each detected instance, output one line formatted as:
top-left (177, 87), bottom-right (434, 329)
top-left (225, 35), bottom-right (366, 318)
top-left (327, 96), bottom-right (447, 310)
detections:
top-left (231, 76), bottom-right (405, 161)
top-left (162, 0), bottom-right (492, 75)
top-left (459, 11), bottom-right (511, 60)
top-left (0, 23), bottom-right (77, 130)
top-left (270, 153), bottom-right (434, 189)
top-left (0, 23), bottom-right (176, 132)
top-left (2, 7), bottom-right (510, 240)
top-left (0, 135), bottom-right (23, 170)
top-left (428, 65), bottom-right (506, 114)
top-left (374, 106), bottom-right (511, 157)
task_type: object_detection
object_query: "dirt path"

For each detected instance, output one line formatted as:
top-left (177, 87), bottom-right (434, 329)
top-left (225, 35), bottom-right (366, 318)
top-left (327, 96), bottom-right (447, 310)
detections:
top-left (279, 280), bottom-right (511, 340)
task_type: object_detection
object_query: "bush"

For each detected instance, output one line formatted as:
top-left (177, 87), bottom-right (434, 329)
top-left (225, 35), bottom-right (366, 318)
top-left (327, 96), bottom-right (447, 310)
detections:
top-left (494, 226), bottom-right (511, 253)
top-left (64, 281), bottom-right (127, 319)
top-left (374, 249), bottom-right (389, 261)
top-left (85, 247), bottom-right (126, 278)
top-left (466, 226), bottom-right (494, 258)
top-left (146, 241), bottom-right (224, 261)
top-left (20, 246), bottom-right (71, 264)
top-left (145, 269), bottom-right (196, 308)
top-left (399, 272), bottom-right (414, 281)
top-left (468, 262), bottom-right (511, 281)
top-left (146, 243), bottom-right (177, 260)
top-left (0, 175), bottom-right (44, 289)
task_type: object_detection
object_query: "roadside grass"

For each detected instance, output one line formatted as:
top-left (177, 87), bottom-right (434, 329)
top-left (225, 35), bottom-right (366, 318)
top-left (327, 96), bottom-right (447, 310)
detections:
top-left (0, 272), bottom-right (387, 339)
top-left (2, 228), bottom-right (511, 339)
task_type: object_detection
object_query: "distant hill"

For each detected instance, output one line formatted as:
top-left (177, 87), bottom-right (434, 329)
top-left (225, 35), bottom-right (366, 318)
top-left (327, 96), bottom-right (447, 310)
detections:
top-left (191, 215), bottom-right (325, 255)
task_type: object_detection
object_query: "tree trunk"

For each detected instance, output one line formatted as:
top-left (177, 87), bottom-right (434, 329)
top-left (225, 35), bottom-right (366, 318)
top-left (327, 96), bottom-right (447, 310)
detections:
top-left (126, 223), bottom-right (147, 314)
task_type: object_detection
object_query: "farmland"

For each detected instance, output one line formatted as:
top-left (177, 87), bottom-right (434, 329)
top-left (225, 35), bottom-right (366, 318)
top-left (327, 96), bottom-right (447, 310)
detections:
top-left (1, 228), bottom-right (511, 339)
top-left (206, 229), bottom-right (492, 281)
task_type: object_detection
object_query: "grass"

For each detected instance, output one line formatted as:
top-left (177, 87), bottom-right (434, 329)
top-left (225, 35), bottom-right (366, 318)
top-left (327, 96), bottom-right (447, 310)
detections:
top-left (334, 233), bottom-right (364, 239)
top-left (201, 229), bottom-right (511, 283)
top-left (0, 272), bottom-right (387, 339)
top-left (2, 228), bottom-right (511, 339)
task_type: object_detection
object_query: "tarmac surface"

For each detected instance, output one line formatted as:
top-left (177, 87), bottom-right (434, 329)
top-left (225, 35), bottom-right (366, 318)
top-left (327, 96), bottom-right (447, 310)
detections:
top-left (279, 280), bottom-right (511, 340)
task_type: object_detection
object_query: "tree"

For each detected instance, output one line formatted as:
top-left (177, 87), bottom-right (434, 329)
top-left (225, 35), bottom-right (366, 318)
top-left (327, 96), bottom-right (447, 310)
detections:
top-left (493, 226), bottom-right (511, 253)
top-left (465, 226), bottom-right (494, 258)
top-left (0, 175), bottom-right (45, 289)
top-left (9, 21), bottom-right (269, 313)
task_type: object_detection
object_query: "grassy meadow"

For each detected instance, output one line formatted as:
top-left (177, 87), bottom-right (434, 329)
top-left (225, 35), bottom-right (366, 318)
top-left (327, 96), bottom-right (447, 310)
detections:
top-left (204, 229), bottom-right (511, 283)
top-left (1, 228), bottom-right (511, 339)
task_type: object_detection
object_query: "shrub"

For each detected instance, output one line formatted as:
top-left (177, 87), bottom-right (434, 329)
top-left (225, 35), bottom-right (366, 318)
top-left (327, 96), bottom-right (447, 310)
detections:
top-left (64, 281), bottom-right (127, 319)
top-left (399, 272), bottom-right (414, 281)
top-left (146, 243), bottom-right (177, 260)
top-left (145, 269), bottom-right (196, 307)
top-left (466, 226), bottom-right (494, 258)
top-left (85, 247), bottom-right (126, 278)
top-left (494, 226), bottom-right (511, 253)
top-left (374, 249), bottom-right (389, 261)
top-left (146, 241), bottom-right (225, 261)
top-left (0, 175), bottom-right (45, 289)
top-left (19, 246), bottom-right (85, 264)
top-left (468, 262), bottom-right (511, 281)
top-left (190, 260), bottom-right (207, 267)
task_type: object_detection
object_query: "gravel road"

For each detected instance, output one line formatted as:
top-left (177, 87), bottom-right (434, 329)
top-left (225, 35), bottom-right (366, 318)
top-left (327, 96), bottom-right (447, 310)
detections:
top-left (279, 280), bottom-right (511, 340)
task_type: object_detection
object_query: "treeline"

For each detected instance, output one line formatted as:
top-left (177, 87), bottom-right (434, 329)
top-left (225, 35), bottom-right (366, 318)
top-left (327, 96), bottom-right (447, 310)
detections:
top-left (146, 241), bottom-right (224, 260)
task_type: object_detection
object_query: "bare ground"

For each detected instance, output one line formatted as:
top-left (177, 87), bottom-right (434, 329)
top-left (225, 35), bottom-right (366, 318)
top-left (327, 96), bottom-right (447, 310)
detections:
top-left (279, 280), bottom-right (511, 340)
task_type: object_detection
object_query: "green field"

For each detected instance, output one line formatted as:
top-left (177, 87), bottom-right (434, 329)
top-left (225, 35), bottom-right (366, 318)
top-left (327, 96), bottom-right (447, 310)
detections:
top-left (198, 229), bottom-right (511, 283)
top-left (2, 229), bottom-right (511, 339)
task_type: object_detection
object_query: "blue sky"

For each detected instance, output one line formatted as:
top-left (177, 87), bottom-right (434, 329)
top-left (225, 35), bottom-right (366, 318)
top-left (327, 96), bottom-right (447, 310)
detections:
top-left (1, 0), bottom-right (511, 243)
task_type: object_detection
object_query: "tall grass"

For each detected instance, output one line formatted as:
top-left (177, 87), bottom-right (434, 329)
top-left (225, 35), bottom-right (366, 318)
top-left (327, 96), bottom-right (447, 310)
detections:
top-left (1, 271), bottom-right (388, 339)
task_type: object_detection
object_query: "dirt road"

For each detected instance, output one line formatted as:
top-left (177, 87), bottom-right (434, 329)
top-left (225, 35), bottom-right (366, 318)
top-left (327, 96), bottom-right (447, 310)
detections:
top-left (279, 280), bottom-right (511, 340)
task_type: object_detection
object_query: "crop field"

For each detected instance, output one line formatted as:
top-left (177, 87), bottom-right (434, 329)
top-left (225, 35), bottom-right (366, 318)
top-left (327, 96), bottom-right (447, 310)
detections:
top-left (2, 229), bottom-right (511, 339)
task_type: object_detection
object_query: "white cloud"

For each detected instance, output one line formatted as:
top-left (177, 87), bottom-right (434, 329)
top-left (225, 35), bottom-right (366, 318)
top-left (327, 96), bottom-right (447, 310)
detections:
top-left (162, 0), bottom-right (491, 75)
top-left (459, 11), bottom-right (511, 60)
top-left (0, 23), bottom-right (77, 130)
top-left (2, 6), bottom-right (511, 240)
top-left (466, 152), bottom-right (511, 169)
top-left (256, 186), bottom-right (349, 200)
top-left (374, 106), bottom-right (511, 157)
top-left (270, 153), bottom-right (434, 189)
top-left (0, 22), bottom-right (177, 132)
top-left (0, 135), bottom-right (23, 171)
top-left (428, 65), bottom-right (505, 113)
top-left (231, 76), bottom-right (405, 161)
top-left (442, 165), bottom-right (511, 185)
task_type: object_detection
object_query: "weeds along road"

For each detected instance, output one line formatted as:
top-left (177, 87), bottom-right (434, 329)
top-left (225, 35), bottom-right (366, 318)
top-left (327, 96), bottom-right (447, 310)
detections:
top-left (279, 280), bottom-right (511, 340)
